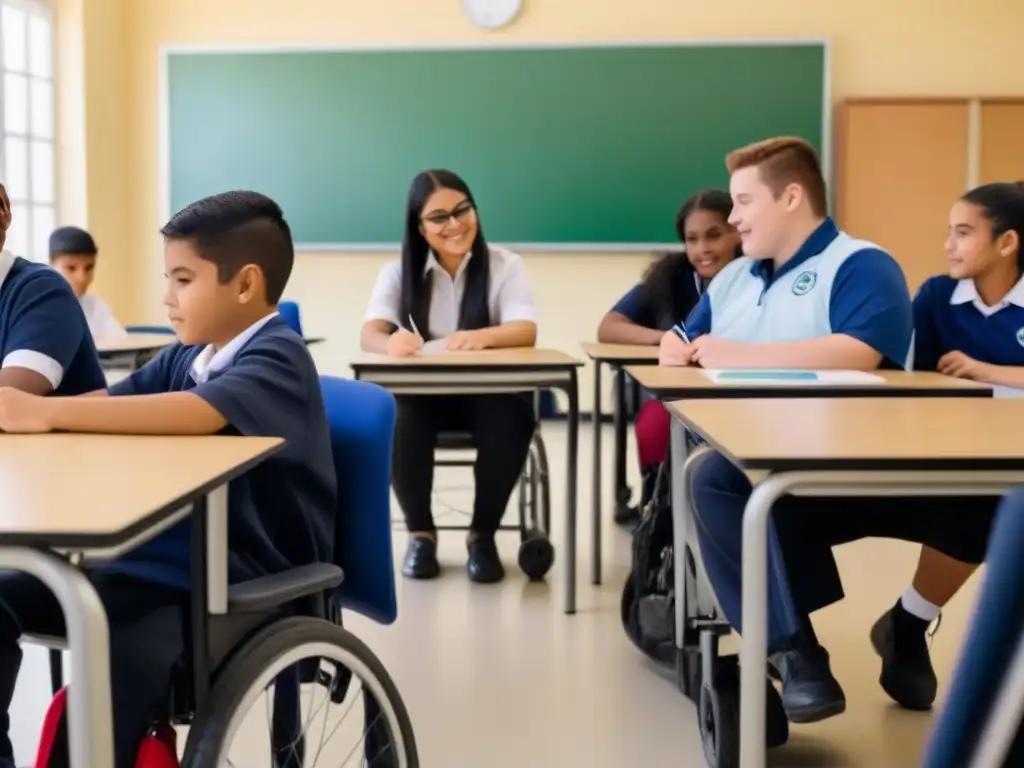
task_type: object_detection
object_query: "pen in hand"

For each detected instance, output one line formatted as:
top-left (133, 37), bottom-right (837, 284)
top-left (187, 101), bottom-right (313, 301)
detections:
top-left (407, 315), bottom-right (422, 338)
top-left (671, 322), bottom-right (691, 344)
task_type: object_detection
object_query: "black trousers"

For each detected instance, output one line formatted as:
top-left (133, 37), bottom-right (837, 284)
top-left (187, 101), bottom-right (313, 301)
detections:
top-left (0, 571), bottom-right (186, 768)
top-left (392, 394), bottom-right (537, 535)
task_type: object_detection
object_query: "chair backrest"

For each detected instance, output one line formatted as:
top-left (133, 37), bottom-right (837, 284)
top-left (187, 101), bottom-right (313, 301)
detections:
top-left (922, 488), bottom-right (1024, 767)
top-left (319, 375), bottom-right (398, 625)
top-left (278, 301), bottom-right (303, 336)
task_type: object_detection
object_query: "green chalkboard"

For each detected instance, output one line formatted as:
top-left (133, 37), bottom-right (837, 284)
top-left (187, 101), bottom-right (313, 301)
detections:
top-left (166, 42), bottom-right (826, 249)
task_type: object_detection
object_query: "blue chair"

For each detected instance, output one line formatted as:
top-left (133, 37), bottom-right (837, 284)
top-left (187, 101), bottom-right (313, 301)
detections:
top-left (321, 375), bottom-right (398, 624)
top-left (279, 300), bottom-right (303, 337)
top-left (923, 487), bottom-right (1024, 768)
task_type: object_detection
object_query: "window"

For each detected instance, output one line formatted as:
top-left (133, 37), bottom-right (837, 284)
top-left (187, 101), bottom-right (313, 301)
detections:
top-left (1, 0), bottom-right (53, 261)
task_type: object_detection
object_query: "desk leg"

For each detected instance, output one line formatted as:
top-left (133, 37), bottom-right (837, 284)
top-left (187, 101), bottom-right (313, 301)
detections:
top-left (613, 368), bottom-right (630, 514)
top-left (671, 422), bottom-right (704, 656)
top-left (591, 361), bottom-right (602, 585)
top-left (563, 371), bottom-right (579, 615)
top-left (739, 475), bottom-right (798, 768)
top-left (0, 548), bottom-right (113, 768)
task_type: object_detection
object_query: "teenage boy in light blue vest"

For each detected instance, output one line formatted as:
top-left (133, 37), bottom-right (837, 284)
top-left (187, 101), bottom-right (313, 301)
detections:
top-left (661, 137), bottom-right (998, 724)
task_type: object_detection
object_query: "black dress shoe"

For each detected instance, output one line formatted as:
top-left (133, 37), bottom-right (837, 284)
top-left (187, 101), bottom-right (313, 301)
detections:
top-left (402, 537), bottom-right (440, 580)
top-left (467, 536), bottom-right (505, 584)
top-left (768, 644), bottom-right (846, 723)
top-left (871, 602), bottom-right (939, 710)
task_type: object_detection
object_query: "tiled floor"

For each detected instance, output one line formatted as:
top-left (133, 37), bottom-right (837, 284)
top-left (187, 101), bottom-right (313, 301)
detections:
top-left (10, 421), bottom-right (983, 766)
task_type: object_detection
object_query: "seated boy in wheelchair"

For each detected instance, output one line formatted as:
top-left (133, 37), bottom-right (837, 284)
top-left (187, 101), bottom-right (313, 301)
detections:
top-left (0, 191), bottom-right (337, 767)
top-left (660, 137), bottom-right (997, 725)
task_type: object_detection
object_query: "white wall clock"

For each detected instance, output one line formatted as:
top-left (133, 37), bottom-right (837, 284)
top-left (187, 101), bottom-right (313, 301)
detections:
top-left (461, 0), bottom-right (523, 30)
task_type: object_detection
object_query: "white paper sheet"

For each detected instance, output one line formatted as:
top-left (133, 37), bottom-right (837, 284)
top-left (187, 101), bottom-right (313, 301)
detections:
top-left (699, 369), bottom-right (886, 386)
top-left (420, 339), bottom-right (448, 355)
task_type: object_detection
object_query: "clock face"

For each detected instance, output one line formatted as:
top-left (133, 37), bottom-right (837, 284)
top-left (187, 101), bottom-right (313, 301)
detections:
top-left (461, 0), bottom-right (523, 29)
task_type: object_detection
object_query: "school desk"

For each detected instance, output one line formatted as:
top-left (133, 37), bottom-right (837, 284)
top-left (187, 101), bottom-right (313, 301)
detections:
top-left (666, 397), bottom-right (1024, 768)
top-left (579, 342), bottom-right (660, 584)
top-left (0, 433), bottom-right (282, 768)
top-left (350, 348), bottom-right (584, 614)
top-left (96, 333), bottom-right (174, 371)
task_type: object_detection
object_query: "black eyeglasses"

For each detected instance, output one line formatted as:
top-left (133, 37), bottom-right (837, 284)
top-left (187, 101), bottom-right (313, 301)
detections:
top-left (421, 201), bottom-right (475, 227)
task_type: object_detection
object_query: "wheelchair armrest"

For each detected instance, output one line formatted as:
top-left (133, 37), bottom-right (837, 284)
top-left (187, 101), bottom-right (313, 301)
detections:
top-left (227, 564), bottom-right (344, 614)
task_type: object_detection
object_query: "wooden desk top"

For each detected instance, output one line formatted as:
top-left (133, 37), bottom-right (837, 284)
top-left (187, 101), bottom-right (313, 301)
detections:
top-left (626, 366), bottom-right (992, 400)
top-left (580, 342), bottom-right (660, 364)
top-left (351, 348), bottom-right (583, 370)
top-left (96, 334), bottom-right (175, 355)
top-left (0, 434), bottom-right (282, 547)
top-left (667, 397), bottom-right (1024, 471)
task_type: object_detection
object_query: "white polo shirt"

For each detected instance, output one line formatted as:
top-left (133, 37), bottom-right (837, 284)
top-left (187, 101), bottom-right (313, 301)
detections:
top-left (364, 245), bottom-right (536, 337)
top-left (80, 293), bottom-right (127, 343)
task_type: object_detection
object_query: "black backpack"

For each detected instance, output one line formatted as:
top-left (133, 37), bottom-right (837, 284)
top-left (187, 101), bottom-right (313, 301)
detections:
top-left (621, 461), bottom-right (676, 665)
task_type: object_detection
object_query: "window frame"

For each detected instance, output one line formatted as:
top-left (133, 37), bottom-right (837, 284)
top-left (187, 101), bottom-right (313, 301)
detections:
top-left (0, 0), bottom-right (55, 262)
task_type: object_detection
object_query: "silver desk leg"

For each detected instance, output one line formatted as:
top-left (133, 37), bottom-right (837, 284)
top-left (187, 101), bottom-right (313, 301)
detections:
top-left (738, 474), bottom-right (795, 768)
top-left (0, 548), bottom-right (113, 768)
top-left (591, 360), bottom-right (602, 585)
top-left (206, 486), bottom-right (229, 615)
top-left (670, 418), bottom-right (690, 646)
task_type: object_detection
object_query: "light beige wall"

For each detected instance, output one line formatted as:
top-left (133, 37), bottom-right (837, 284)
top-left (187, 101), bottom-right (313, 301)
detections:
top-left (69, 0), bottom-right (1024, 410)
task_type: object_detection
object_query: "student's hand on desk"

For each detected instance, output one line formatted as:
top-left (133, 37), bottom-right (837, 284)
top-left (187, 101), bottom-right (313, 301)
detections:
top-left (386, 329), bottom-right (423, 357)
top-left (658, 330), bottom-right (693, 366)
top-left (938, 350), bottom-right (992, 381)
top-left (445, 330), bottom-right (489, 351)
top-left (687, 336), bottom-right (750, 369)
top-left (0, 387), bottom-right (53, 433)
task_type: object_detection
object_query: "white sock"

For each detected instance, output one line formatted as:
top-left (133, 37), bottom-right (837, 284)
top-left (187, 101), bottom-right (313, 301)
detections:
top-left (900, 586), bottom-right (941, 622)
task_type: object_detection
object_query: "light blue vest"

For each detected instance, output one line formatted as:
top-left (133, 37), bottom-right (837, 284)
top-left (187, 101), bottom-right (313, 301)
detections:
top-left (707, 231), bottom-right (882, 343)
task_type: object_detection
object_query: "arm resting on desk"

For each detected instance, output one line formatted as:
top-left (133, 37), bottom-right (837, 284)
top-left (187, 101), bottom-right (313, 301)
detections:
top-left (475, 320), bottom-right (537, 349)
top-left (360, 319), bottom-right (397, 354)
top-left (695, 334), bottom-right (882, 370)
top-left (597, 312), bottom-right (663, 346)
top-left (43, 391), bottom-right (227, 434)
top-left (973, 364), bottom-right (1024, 390)
top-left (0, 367), bottom-right (54, 396)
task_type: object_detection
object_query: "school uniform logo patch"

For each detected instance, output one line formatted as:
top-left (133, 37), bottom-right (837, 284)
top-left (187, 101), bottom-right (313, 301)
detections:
top-left (1016, 327), bottom-right (1024, 348)
top-left (792, 271), bottom-right (817, 296)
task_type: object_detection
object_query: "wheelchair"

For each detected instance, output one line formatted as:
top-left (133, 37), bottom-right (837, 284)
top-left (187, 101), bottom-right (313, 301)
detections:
top-left (673, 444), bottom-right (788, 768)
top-left (36, 376), bottom-right (419, 766)
top-left (433, 399), bottom-right (555, 581)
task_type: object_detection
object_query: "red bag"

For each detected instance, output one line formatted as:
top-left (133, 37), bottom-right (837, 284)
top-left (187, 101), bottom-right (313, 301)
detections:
top-left (33, 687), bottom-right (179, 767)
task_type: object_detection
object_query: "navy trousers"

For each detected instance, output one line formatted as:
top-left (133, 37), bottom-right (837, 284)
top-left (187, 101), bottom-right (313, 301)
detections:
top-left (690, 451), bottom-right (998, 651)
top-left (0, 572), bottom-right (186, 768)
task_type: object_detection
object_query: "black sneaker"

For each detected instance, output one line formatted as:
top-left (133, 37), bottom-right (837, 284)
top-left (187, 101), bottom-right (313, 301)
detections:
top-left (402, 537), bottom-right (440, 580)
top-left (871, 601), bottom-right (939, 710)
top-left (768, 644), bottom-right (847, 723)
top-left (467, 536), bottom-right (505, 584)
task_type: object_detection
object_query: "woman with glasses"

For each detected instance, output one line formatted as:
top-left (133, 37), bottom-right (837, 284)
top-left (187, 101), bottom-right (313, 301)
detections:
top-left (361, 169), bottom-right (538, 584)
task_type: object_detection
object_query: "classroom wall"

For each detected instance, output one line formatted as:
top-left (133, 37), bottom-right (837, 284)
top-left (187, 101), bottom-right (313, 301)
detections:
top-left (63, 0), bottom-right (1024, 411)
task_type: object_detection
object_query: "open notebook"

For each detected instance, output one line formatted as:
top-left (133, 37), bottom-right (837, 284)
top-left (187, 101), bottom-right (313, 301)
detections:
top-left (700, 369), bottom-right (886, 386)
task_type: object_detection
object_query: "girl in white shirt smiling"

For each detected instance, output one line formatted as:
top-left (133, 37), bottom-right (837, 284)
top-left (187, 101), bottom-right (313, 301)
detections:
top-left (361, 169), bottom-right (537, 584)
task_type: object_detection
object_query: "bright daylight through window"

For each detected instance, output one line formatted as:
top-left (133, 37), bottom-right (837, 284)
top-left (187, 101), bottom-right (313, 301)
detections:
top-left (1, 0), bottom-right (53, 261)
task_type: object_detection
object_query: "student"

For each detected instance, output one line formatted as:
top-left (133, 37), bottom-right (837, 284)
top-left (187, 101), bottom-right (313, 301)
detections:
top-left (0, 185), bottom-right (105, 397)
top-left (664, 137), bottom-right (998, 724)
top-left (0, 191), bottom-right (336, 768)
top-left (884, 181), bottom-right (1024, 715)
top-left (598, 189), bottom-right (741, 518)
top-left (361, 169), bottom-right (537, 584)
top-left (49, 225), bottom-right (128, 342)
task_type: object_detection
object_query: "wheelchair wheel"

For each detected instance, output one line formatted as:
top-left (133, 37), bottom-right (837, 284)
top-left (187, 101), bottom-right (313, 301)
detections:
top-left (698, 655), bottom-right (789, 767)
top-left (183, 616), bottom-right (418, 767)
top-left (518, 529), bottom-right (555, 580)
